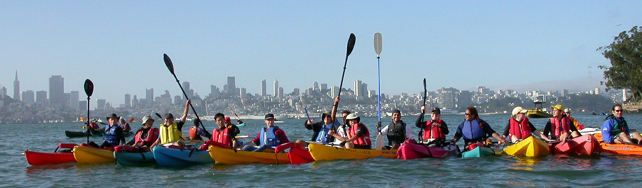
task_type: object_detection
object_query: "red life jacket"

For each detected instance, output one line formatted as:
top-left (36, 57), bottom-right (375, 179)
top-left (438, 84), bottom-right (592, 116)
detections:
top-left (211, 127), bottom-right (232, 145)
top-left (134, 128), bottom-right (159, 147)
top-left (347, 123), bottom-right (371, 146)
top-left (549, 117), bottom-right (571, 139)
top-left (423, 119), bottom-right (446, 140)
top-left (509, 117), bottom-right (532, 139)
top-left (189, 126), bottom-right (201, 139)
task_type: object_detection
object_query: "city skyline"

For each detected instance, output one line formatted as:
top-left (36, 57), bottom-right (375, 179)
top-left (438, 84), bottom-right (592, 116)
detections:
top-left (0, 2), bottom-right (638, 108)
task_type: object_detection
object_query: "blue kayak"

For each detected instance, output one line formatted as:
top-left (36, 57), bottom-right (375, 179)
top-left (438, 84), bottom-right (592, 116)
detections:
top-left (461, 146), bottom-right (503, 158)
top-left (114, 151), bottom-right (155, 166)
top-left (152, 146), bottom-right (214, 166)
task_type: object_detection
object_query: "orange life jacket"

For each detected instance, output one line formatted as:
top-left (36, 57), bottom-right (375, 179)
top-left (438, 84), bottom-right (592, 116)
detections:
top-left (347, 123), bottom-right (371, 146)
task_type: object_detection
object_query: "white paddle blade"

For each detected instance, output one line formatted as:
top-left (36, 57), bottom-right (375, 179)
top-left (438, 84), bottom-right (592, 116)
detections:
top-left (374, 33), bottom-right (382, 57)
top-left (375, 134), bottom-right (385, 150)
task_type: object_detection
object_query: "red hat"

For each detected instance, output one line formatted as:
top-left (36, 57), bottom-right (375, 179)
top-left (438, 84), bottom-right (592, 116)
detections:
top-left (224, 117), bottom-right (231, 123)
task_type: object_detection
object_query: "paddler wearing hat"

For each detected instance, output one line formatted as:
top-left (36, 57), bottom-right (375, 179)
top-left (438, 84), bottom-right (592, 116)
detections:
top-left (541, 104), bottom-right (580, 142)
top-left (379, 109), bottom-right (413, 149)
top-left (502, 106), bottom-right (542, 143)
top-left (99, 113), bottom-right (127, 148)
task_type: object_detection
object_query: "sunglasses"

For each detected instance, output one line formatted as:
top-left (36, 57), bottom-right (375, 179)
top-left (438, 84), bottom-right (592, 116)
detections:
top-left (614, 110), bottom-right (623, 112)
top-left (465, 113), bottom-right (471, 115)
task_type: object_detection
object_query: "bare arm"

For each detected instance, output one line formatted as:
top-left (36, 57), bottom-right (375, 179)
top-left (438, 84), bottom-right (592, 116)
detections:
top-left (180, 99), bottom-right (190, 123)
top-left (331, 97), bottom-right (339, 123)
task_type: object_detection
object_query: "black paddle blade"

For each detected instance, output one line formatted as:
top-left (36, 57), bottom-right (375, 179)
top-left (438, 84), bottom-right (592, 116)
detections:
top-left (163, 53), bottom-right (175, 75)
top-left (346, 33), bottom-right (356, 57)
top-left (155, 113), bottom-right (162, 119)
top-left (423, 78), bottom-right (426, 91)
top-left (84, 79), bottom-right (94, 97)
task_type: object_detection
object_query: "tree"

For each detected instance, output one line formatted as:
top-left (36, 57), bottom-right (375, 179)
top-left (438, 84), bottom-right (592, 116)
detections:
top-left (598, 26), bottom-right (642, 101)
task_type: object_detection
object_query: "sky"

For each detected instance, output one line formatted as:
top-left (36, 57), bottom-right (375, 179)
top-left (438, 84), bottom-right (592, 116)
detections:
top-left (1, 1), bottom-right (639, 106)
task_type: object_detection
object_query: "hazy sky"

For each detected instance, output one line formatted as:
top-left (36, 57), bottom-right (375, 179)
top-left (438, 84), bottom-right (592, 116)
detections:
top-left (1, 1), bottom-right (639, 106)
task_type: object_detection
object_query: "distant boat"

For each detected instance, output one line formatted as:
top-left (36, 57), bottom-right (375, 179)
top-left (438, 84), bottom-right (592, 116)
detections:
top-left (526, 101), bottom-right (553, 118)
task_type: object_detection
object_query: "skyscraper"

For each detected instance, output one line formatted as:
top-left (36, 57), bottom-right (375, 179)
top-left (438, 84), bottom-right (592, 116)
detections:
top-left (36, 90), bottom-right (47, 105)
top-left (49, 75), bottom-right (64, 107)
top-left (227, 77), bottom-right (236, 96)
top-left (183, 81), bottom-right (193, 99)
top-left (274, 79), bottom-right (279, 97)
top-left (146, 88), bottom-right (154, 105)
top-left (13, 70), bottom-right (19, 101)
top-left (261, 79), bottom-right (267, 96)
top-left (69, 91), bottom-right (79, 110)
top-left (22, 90), bottom-right (34, 104)
top-left (125, 94), bottom-right (131, 108)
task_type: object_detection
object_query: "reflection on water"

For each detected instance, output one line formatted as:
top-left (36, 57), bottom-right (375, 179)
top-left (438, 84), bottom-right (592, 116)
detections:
top-left (26, 164), bottom-right (75, 177)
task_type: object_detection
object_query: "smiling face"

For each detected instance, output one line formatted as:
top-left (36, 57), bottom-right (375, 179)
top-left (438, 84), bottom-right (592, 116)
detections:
top-left (465, 110), bottom-right (474, 121)
top-left (553, 109), bottom-right (563, 118)
top-left (613, 105), bottom-right (624, 118)
top-left (143, 119), bottom-right (154, 128)
top-left (391, 113), bottom-right (401, 123)
top-left (514, 113), bottom-right (524, 121)
top-left (215, 117), bottom-right (225, 128)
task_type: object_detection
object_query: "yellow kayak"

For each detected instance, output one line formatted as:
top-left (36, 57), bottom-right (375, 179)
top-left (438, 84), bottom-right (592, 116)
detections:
top-left (308, 143), bottom-right (396, 161)
top-left (208, 146), bottom-right (289, 164)
top-left (503, 136), bottom-right (550, 157)
top-left (73, 145), bottom-right (115, 164)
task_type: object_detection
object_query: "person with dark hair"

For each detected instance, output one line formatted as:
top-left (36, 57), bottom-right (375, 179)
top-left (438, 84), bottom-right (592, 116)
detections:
top-left (150, 99), bottom-right (191, 148)
top-left (188, 118), bottom-right (205, 140)
top-left (223, 116), bottom-right (241, 136)
top-left (380, 109), bottom-right (413, 149)
top-left (332, 113), bottom-right (372, 149)
top-left (452, 107), bottom-right (505, 149)
top-left (541, 105), bottom-right (581, 142)
top-left (416, 106), bottom-right (449, 146)
top-left (601, 104), bottom-right (642, 145)
top-left (210, 113), bottom-right (239, 148)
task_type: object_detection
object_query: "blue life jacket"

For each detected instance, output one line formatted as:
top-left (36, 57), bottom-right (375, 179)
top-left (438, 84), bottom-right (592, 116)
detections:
top-left (462, 119), bottom-right (485, 141)
top-left (103, 125), bottom-right (122, 146)
top-left (259, 126), bottom-right (281, 147)
top-left (315, 124), bottom-right (333, 144)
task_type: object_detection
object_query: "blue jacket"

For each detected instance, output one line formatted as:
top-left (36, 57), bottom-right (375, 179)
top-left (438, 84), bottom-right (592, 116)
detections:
top-left (601, 116), bottom-right (629, 144)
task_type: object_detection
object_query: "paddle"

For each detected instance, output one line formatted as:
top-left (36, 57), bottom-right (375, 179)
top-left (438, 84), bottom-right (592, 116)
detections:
top-left (332, 33), bottom-right (356, 124)
top-left (163, 54), bottom-right (212, 138)
top-left (84, 79), bottom-right (94, 144)
top-left (373, 33), bottom-right (384, 150)
top-left (418, 78), bottom-right (428, 142)
top-left (299, 95), bottom-right (311, 122)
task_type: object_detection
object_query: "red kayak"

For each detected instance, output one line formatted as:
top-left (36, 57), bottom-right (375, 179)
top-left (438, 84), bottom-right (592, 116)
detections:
top-left (396, 139), bottom-right (460, 160)
top-left (25, 143), bottom-right (78, 166)
top-left (553, 135), bottom-right (599, 155)
top-left (275, 142), bottom-right (314, 164)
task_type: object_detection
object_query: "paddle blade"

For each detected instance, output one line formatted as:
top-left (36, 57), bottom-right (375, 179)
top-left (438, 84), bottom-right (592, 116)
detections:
top-left (374, 33), bottom-right (382, 56)
top-left (346, 33), bottom-right (356, 57)
top-left (80, 117), bottom-right (87, 121)
top-left (423, 78), bottom-right (426, 91)
top-left (155, 113), bottom-right (162, 119)
top-left (129, 118), bottom-right (135, 123)
top-left (84, 79), bottom-right (94, 97)
top-left (163, 53), bottom-right (175, 75)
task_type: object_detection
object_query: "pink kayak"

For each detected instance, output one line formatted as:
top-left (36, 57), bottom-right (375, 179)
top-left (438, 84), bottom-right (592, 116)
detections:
top-left (553, 135), bottom-right (599, 155)
top-left (396, 139), bottom-right (459, 160)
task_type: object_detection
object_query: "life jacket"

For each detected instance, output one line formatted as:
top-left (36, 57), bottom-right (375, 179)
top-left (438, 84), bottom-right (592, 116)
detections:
top-left (211, 127), bottom-right (232, 146)
top-left (423, 119), bottom-right (446, 140)
top-left (549, 117), bottom-right (571, 139)
top-left (315, 124), bottom-right (334, 144)
top-left (612, 117), bottom-right (627, 133)
top-left (509, 117), bottom-right (532, 140)
top-left (347, 123), bottom-right (372, 146)
top-left (386, 121), bottom-right (407, 145)
top-left (159, 122), bottom-right (182, 144)
top-left (134, 128), bottom-right (159, 147)
top-left (189, 126), bottom-right (202, 140)
top-left (462, 119), bottom-right (485, 141)
top-left (259, 126), bottom-right (281, 147)
top-left (103, 124), bottom-right (121, 146)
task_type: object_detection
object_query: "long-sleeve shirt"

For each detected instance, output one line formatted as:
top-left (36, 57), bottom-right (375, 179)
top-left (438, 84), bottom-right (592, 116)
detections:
top-left (601, 116), bottom-right (629, 144)
top-left (415, 112), bottom-right (449, 139)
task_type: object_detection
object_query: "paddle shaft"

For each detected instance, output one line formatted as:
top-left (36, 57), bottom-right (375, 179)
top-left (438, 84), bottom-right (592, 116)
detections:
top-left (170, 73), bottom-right (211, 136)
top-left (299, 96), bottom-right (311, 122)
top-left (333, 33), bottom-right (356, 124)
top-left (86, 95), bottom-right (91, 144)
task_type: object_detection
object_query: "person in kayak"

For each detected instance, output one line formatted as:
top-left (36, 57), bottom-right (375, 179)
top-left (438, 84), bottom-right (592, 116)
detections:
top-left (150, 99), bottom-right (191, 148)
top-left (502, 106), bottom-right (541, 143)
top-left (541, 105), bottom-right (580, 142)
top-left (201, 113), bottom-right (239, 148)
top-left (601, 104), bottom-right (642, 145)
top-left (380, 109), bottom-right (413, 149)
top-left (121, 115), bottom-right (160, 152)
top-left (88, 119), bottom-right (101, 132)
top-left (119, 117), bottom-right (132, 132)
top-left (451, 107), bottom-right (506, 148)
top-left (223, 116), bottom-right (241, 136)
top-left (416, 107), bottom-right (449, 146)
top-left (564, 108), bottom-right (584, 130)
top-left (99, 113), bottom-right (127, 148)
top-left (241, 113), bottom-right (290, 152)
top-left (333, 113), bottom-right (372, 149)
top-left (188, 118), bottom-right (206, 140)
top-left (296, 111), bottom-right (341, 147)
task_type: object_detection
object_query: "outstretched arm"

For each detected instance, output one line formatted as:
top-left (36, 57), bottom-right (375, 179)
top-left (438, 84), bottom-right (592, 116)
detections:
top-left (180, 99), bottom-right (191, 123)
top-left (331, 97), bottom-right (339, 123)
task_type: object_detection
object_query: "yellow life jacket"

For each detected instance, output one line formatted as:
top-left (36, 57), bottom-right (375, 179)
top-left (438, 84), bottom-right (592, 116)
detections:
top-left (159, 122), bottom-right (182, 144)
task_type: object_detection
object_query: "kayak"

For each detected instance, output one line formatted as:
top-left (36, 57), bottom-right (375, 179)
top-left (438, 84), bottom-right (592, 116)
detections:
top-left (552, 135), bottom-right (599, 155)
top-left (308, 143), bottom-right (396, 161)
top-left (503, 136), bottom-right (550, 157)
top-left (599, 143), bottom-right (642, 155)
top-left (65, 130), bottom-right (133, 138)
top-left (25, 143), bottom-right (78, 166)
top-left (114, 151), bottom-right (155, 166)
top-left (274, 142), bottom-right (315, 164)
top-left (152, 146), bottom-right (214, 166)
top-left (461, 146), bottom-right (503, 158)
top-left (237, 123), bottom-right (245, 127)
top-left (208, 145), bottom-right (290, 164)
top-left (73, 145), bottom-right (115, 163)
top-left (396, 139), bottom-right (459, 160)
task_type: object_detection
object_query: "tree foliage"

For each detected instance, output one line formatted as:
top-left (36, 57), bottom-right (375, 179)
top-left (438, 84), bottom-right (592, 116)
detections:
top-left (599, 26), bottom-right (642, 101)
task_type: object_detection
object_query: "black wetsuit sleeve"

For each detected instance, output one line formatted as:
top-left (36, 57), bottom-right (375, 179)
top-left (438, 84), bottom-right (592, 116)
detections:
top-left (117, 128), bottom-right (125, 145)
top-left (442, 121), bottom-right (449, 135)
top-left (543, 121), bottom-right (552, 137)
top-left (502, 121), bottom-right (511, 137)
top-left (177, 121), bottom-right (185, 131)
top-left (416, 112), bottom-right (426, 128)
top-left (528, 122), bottom-right (537, 132)
top-left (356, 124), bottom-right (368, 137)
top-left (481, 120), bottom-right (496, 137)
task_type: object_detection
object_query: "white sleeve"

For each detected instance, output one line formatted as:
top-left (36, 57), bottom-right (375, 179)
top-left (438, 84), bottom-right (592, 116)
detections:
top-left (380, 125), bottom-right (389, 136)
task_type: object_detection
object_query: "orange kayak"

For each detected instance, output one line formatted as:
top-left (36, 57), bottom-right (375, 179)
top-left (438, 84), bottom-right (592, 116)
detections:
top-left (593, 133), bottom-right (642, 155)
